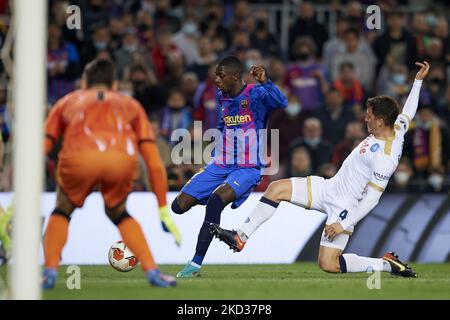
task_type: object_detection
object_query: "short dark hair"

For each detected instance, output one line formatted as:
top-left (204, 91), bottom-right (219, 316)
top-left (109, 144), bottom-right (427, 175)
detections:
top-left (367, 96), bottom-right (399, 127)
top-left (217, 55), bottom-right (243, 76)
top-left (84, 58), bottom-right (115, 88)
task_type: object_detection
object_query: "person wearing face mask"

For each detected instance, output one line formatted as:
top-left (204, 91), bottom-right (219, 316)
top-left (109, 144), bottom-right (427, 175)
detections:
top-left (172, 18), bottom-right (200, 67)
top-left (426, 167), bottom-right (449, 193)
top-left (285, 37), bottom-right (330, 112)
top-left (80, 25), bottom-right (111, 69)
top-left (387, 158), bottom-right (418, 193)
top-left (268, 94), bottom-right (306, 164)
top-left (129, 64), bottom-right (164, 118)
top-left (115, 29), bottom-right (143, 78)
top-left (288, 117), bottom-right (333, 172)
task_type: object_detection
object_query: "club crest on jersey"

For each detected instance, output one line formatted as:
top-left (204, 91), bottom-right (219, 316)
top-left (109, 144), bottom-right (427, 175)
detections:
top-left (370, 143), bottom-right (380, 152)
top-left (240, 99), bottom-right (248, 108)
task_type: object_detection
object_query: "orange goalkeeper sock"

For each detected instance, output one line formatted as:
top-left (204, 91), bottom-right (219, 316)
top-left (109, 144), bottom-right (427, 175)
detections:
top-left (43, 214), bottom-right (69, 269)
top-left (117, 217), bottom-right (156, 271)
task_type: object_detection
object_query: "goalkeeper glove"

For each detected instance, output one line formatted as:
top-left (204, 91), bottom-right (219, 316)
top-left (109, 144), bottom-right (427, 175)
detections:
top-left (159, 205), bottom-right (182, 246)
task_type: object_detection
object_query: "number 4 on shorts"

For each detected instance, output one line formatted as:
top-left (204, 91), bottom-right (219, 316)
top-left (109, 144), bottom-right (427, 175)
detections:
top-left (339, 209), bottom-right (348, 220)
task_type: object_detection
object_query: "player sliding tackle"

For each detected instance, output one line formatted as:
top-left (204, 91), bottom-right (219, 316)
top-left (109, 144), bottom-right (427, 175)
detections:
top-left (211, 61), bottom-right (430, 277)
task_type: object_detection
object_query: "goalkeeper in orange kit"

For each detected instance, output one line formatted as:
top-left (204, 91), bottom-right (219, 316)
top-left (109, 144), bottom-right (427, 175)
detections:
top-left (43, 58), bottom-right (181, 288)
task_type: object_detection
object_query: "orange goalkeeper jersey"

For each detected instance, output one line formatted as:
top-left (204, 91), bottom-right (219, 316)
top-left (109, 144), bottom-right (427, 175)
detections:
top-left (45, 89), bottom-right (154, 157)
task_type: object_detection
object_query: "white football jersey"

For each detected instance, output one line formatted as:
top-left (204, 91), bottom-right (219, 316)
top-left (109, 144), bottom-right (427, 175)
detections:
top-left (328, 114), bottom-right (410, 205)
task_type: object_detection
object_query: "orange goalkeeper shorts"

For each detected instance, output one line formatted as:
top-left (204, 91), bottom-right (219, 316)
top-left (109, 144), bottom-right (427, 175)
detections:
top-left (56, 151), bottom-right (138, 208)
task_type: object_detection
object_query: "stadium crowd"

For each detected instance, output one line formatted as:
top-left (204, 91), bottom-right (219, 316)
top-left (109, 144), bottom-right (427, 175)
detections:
top-left (0, 0), bottom-right (449, 193)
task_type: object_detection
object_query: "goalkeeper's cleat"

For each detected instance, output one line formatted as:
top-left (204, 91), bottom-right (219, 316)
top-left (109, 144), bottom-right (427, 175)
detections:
top-left (147, 269), bottom-right (176, 288)
top-left (176, 261), bottom-right (201, 278)
top-left (383, 251), bottom-right (417, 278)
top-left (209, 223), bottom-right (245, 252)
top-left (42, 268), bottom-right (58, 289)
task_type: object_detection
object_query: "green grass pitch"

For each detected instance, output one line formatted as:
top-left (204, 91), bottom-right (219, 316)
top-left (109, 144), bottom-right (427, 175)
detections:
top-left (3, 263), bottom-right (450, 299)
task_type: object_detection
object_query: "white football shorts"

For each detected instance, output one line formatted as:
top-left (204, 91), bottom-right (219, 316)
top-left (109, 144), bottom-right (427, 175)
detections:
top-left (290, 176), bottom-right (356, 250)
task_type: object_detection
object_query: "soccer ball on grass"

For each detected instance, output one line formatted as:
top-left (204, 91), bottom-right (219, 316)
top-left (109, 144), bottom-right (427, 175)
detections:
top-left (108, 240), bottom-right (138, 272)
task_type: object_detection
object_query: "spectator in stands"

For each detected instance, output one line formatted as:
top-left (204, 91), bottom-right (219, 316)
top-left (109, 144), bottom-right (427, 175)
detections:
top-left (171, 16), bottom-right (200, 67)
top-left (289, 1), bottom-right (328, 58)
top-left (412, 12), bottom-right (430, 59)
top-left (376, 59), bottom-right (410, 103)
top-left (189, 35), bottom-right (218, 81)
top-left (437, 84), bottom-right (450, 126)
top-left (150, 119), bottom-right (173, 168)
top-left (332, 121), bottom-right (365, 169)
top-left (129, 64), bottom-right (164, 118)
top-left (152, 27), bottom-right (181, 83)
top-left (373, 10), bottom-right (418, 74)
top-left (405, 105), bottom-right (449, 176)
top-left (200, 0), bottom-right (231, 49)
top-left (108, 17), bottom-right (125, 52)
top-left (388, 157), bottom-right (418, 193)
top-left (426, 64), bottom-right (447, 106)
top-left (323, 17), bottom-right (350, 72)
top-left (289, 118), bottom-right (333, 172)
top-left (180, 72), bottom-right (199, 109)
top-left (153, 0), bottom-right (181, 33)
top-left (288, 146), bottom-right (313, 178)
top-left (268, 57), bottom-right (288, 93)
top-left (285, 37), bottom-right (329, 113)
top-left (250, 17), bottom-right (280, 57)
top-left (332, 62), bottom-right (365, 109)
top-left (331, 28), bottom-right (376, 91)
top-left (313, 87), bottom-right (355, 146)
top-left (81, 0), bottom-right (111, 40)
top-left (115, 28), bottom-right (145, 78)
top-left (47, 22), bottom-right (80, 105)
top-left (426, 166), bottom-right (449, 193)
top-left (344, 1), bottom-right (365, 31)
top-left (426, 38), bottom-right (446, 65)
top-left (229, 0), bottom-right (251, 33)
top-left (160, 88), bottom-right (192, 144)
top-left (433, 17), bottom-right (450, 66)
top-left (193, 64), bottom-right (219, 132)
top-left (228, 30), bottom-right (251, 60)
top-left (79, 24), bottom-right (112, 69)
top-left (268, 93), bottom-right (306, 164)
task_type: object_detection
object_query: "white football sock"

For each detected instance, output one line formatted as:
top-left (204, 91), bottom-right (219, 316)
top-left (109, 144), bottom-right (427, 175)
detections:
top-left (238, 197), bottom-right (278, 241)
top-left (342, 253), bottom-right (392, 272)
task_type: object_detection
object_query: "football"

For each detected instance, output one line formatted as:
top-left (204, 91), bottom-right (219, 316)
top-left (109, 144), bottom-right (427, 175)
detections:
top-left (108, 240), bottom-right (138, 272)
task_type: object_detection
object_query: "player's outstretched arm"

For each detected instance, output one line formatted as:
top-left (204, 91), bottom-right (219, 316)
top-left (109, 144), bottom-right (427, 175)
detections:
top-left (325, 187), bottom-right (382, 240)
top-left (250, 65), bottom-right (288, 109)
top-left (401, 61), bottom-right (430, 122)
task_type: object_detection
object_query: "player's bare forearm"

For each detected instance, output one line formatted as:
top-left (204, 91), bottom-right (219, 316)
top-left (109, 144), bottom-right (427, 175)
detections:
top-left (140, 142), bottom-right (168, 207)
